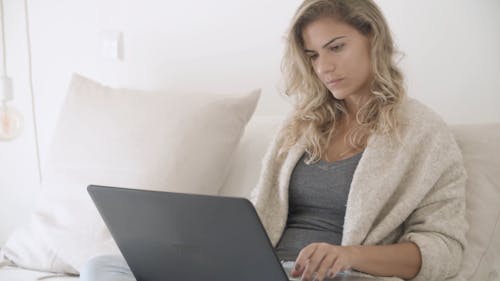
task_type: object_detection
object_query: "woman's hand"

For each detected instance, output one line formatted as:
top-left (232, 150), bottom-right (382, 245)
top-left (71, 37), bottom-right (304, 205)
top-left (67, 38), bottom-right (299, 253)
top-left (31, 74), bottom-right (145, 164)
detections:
top-left (291, 242), bottom-right (354, 281)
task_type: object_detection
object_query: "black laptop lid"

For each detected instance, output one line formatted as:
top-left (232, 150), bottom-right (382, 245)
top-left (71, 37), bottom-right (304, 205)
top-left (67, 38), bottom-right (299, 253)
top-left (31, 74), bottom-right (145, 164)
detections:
top-left (88, 185), bottom-right (289, 281)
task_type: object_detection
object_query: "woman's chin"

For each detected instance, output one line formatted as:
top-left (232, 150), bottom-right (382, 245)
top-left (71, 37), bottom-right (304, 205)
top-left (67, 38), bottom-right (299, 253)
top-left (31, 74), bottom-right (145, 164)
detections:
top-left (330, 91), bottom-right (346, 100)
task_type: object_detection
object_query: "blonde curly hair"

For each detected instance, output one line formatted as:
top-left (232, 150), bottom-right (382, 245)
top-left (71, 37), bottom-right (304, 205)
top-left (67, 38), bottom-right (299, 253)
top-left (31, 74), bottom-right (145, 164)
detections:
top-left (280, 0), bottom-right (405, 163)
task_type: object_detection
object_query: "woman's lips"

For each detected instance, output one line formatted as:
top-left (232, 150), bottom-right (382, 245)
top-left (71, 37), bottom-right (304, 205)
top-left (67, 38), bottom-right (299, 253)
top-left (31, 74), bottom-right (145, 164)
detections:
top-left (326, 78), bottom-right (344, 87)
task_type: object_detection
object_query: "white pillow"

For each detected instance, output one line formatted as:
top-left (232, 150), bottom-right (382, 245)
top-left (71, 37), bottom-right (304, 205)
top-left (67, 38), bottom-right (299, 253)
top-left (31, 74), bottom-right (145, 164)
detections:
top-left (0, 74), bottom-right (260, 274)
top-left (452, 124), bottom-right (500, 280)
top-left (218, 116), bottom-right (284, 198)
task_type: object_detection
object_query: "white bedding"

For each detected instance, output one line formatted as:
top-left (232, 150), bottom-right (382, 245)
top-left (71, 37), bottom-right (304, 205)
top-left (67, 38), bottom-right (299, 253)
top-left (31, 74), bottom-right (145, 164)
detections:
top-left (0, 266), bottom-right (77, 281)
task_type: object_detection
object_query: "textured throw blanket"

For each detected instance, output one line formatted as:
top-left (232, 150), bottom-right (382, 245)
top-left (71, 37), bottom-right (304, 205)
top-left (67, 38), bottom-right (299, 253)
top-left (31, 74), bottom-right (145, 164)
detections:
top-left (250, 98), bottom-right (467, 281)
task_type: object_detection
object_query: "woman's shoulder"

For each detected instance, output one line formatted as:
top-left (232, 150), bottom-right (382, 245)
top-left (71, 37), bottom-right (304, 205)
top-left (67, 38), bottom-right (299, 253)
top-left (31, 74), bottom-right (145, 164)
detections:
top-left (399, 97), bottom-right (446, 127)
top-left (397, 97), bottom-right (451, 137)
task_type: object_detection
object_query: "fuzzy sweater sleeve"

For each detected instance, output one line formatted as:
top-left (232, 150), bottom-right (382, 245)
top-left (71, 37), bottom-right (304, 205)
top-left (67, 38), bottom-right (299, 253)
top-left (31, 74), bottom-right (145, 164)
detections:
top-left (398, 125), bottom-right (468, 281)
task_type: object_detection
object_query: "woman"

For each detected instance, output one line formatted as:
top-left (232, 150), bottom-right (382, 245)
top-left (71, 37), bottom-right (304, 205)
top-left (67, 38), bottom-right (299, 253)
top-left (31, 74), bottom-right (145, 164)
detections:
top-left (252, 0), bottom-right (467, 280)
top-left (80, 0), bottom-right (467, 281)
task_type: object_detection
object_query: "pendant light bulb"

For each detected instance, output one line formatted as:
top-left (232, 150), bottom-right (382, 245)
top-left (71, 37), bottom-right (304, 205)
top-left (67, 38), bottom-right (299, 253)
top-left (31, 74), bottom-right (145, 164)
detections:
top-left (0, 76), bottom-right (23, 141)
top-left (0, 103), bottom-right (23, 141)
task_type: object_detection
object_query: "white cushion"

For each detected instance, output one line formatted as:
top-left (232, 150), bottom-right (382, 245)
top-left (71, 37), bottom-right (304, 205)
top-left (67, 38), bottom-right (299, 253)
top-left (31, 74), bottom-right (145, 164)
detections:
top-left (219, 115), bottom-right (284, 198)
top-left (452, 124), bottom-right (500, 281)
top-left (0, 74), bottom-right (260, 274)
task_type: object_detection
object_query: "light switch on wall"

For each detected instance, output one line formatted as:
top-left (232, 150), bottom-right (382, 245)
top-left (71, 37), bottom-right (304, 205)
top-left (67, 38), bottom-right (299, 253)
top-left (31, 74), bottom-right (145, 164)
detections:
top-left (100, 31), bottom-right (123, 61)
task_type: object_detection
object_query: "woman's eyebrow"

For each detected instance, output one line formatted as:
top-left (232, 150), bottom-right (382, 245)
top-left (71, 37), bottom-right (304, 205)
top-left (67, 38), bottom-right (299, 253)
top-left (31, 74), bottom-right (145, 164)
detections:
top-left (304, 36), bottom-right (347, 53)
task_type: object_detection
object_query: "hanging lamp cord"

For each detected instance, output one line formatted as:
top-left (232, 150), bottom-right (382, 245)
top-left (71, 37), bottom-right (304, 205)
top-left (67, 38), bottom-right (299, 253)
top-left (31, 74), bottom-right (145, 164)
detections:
top-left (23, 0), bottom-right (43, 183)
top-left (0, 0), bottom-right (8, 76)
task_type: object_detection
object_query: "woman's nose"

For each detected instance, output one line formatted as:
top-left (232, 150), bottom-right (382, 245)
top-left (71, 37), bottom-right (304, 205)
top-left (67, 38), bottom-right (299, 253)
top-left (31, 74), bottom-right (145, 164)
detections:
top-left (315, 56), bottom-right (336, 75)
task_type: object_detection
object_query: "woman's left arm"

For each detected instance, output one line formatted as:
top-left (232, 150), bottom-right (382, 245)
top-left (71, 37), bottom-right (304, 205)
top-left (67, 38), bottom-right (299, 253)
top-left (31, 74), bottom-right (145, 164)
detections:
top-left (291, 241), bottom-right (421, 281)
top-left (349, 242), bottom-right (421, 279)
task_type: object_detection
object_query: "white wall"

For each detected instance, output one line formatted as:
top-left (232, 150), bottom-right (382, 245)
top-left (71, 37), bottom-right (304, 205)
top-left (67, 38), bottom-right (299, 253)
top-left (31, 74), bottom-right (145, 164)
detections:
top-left (382, 0), bottom-right (500, 124)
top-left (0, 0), bottom-right (41, 246)
top-left (1, 0), bottom-right (499, 245)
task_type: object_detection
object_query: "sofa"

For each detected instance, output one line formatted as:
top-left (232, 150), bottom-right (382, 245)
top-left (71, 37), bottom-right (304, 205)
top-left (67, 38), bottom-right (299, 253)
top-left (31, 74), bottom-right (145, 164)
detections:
top-left (0, 75), bottom-right (499, 280)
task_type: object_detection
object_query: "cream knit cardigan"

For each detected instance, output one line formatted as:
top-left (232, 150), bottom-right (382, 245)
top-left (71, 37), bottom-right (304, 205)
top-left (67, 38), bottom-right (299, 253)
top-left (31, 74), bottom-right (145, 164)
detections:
top-left (250, 98), bottom-right (467, 281)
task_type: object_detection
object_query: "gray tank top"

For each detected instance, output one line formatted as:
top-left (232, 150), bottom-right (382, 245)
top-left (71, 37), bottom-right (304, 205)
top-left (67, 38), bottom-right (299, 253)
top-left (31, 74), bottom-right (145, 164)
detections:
top-left (275, 151), bottom-right (363, 261)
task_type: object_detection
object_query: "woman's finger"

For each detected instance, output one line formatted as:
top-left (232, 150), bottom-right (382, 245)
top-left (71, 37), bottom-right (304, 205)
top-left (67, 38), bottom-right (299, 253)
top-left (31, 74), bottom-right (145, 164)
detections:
top-left (302, 249), bottom-right (327, 281)
top-left (329, 258), bottom-right (345, 279)
top-left (293, 243), bottom-right (317, 273)
top-left (315, 254), bottom-right (336, 281)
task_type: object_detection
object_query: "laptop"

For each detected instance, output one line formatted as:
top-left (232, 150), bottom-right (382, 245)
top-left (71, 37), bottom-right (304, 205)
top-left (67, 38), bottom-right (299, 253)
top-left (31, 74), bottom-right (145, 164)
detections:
top-left (88, 185), bottom-right (379, 281)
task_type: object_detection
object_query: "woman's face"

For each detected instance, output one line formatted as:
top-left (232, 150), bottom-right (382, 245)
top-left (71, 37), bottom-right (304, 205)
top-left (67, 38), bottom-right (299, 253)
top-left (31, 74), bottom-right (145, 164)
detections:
top-left (302, 17), bottom-right (372, 106)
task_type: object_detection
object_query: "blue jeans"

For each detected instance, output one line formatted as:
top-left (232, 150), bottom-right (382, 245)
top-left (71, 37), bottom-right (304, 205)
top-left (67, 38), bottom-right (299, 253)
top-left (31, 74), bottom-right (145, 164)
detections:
top-left (79, 255), bottom-right (136, 281)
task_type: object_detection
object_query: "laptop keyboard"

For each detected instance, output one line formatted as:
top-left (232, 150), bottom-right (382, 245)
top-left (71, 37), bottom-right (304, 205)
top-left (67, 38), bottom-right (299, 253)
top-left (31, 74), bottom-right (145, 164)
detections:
top-left (281, 260), bottom-right (301, 281)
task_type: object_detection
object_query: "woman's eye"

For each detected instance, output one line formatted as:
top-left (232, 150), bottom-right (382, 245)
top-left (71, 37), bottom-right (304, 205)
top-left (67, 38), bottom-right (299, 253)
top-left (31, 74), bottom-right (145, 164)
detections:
top-left (308, 54), bottom-right (318, 61)
top-left (330, 43), bottom-right (345, 52)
